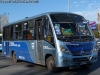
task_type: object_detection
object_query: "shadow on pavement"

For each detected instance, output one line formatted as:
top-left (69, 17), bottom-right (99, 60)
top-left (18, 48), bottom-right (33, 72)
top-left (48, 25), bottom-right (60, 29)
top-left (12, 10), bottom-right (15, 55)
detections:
top-left (10, 56), bottom-right (100, 75)
top-left (0, 65), bottom-right (10, 69)
top-left (73, 56), bottom-right (100, 75)
top-left (0, 53), bottom-right (7, 60)
top-left (0, 51), bottom-right (99, 75)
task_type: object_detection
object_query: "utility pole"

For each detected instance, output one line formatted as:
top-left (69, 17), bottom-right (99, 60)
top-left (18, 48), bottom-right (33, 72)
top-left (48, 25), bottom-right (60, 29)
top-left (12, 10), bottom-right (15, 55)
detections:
top-left (68, 0), bottom-right (70, 12)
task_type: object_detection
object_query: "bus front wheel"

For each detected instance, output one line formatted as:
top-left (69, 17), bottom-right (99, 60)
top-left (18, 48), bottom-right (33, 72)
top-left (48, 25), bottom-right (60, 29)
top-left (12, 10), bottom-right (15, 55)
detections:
top-left (13, 52), bottom-right (18, 63)
top-left (46, 56), bottom-right (57, 72)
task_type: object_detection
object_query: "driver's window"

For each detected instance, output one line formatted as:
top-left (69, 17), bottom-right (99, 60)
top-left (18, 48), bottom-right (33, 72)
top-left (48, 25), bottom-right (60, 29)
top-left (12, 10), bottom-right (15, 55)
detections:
top-left (48, 23), bottom-right (53, 36)
top-left (44, 19), bottom-right (54, 43)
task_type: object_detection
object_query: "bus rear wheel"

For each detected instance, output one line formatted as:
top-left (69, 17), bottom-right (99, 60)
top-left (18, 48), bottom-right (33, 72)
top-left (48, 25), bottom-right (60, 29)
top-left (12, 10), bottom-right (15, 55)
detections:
top-left (46, 56), bottom-right (57, 72)
top-left (13, 52), bottom-right (18, 63)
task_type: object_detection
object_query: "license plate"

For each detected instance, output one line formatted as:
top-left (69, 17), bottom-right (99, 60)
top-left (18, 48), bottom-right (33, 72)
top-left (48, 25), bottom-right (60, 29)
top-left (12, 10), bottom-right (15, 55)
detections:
top-left (80, 61), bottom-right (87, 65)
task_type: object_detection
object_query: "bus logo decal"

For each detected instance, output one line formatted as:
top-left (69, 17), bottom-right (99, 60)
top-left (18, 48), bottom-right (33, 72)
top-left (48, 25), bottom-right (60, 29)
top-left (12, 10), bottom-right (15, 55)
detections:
top-left (31, 43), bottom-right (34, 49)
top-left (19, 56), bottom-right (25, 59)
top-left (80, 50), bottom-right (84, 54)
top-left (43, 46), bottom-right (55, 50)
top-left (9, 42), bottom-right (20, 47)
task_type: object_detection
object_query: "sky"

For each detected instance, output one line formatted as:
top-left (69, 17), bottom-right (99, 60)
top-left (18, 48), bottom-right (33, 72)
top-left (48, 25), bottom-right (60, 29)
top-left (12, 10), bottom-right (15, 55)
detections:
top-left (0, 0), bottom-right (100, 23)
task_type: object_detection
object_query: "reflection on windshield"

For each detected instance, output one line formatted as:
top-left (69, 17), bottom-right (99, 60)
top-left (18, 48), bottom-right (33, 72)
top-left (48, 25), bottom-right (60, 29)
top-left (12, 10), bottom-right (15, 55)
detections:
top-left (54, 23), bottom-right (76, 36)
top-left (54, 23), bottom-right (91, 36)
top-left (77, 23), bottom-right (91, 36)
top-left (70, 14), bottom-right (91, 36)
top-left (61, 27), bottom-right (72, 36)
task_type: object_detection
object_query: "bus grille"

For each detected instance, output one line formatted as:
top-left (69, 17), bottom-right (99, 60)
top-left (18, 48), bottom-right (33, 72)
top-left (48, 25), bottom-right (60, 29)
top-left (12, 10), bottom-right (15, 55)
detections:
top-left (73, 57), bottom-right (88, 62)
top-left (71, 50), bottom-right (91, 56)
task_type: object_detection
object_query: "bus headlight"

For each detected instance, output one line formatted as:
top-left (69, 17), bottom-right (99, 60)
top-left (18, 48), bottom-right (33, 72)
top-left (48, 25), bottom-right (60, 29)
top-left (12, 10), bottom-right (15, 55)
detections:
top-left (60, 45), bottom-right (71, 54)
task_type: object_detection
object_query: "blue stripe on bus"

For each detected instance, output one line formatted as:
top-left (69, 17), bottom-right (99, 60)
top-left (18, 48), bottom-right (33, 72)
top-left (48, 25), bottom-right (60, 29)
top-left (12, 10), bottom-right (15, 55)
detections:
top-left (66, 41), bottom-right (94, 55)
top-left (2, 41), bottom-right (35, 63)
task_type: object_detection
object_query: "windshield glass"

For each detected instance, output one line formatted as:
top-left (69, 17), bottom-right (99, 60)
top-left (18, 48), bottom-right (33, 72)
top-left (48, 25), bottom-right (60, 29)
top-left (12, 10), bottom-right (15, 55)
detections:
top-left (53, 22), bottom-right (76, 36)
top-left (70, 14), bottom-right (92, 36)
top-left (50, 13), bottom-right (93, 36)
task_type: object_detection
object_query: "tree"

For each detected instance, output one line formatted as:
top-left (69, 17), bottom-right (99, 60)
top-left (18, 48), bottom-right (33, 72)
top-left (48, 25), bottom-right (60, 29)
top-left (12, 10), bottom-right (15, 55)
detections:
top-left (93, 31), bottom-right (99, 38)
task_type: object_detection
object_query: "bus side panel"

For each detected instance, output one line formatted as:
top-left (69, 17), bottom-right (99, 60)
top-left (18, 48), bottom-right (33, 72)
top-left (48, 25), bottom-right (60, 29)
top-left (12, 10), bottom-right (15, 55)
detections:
top-left (2, 41), bottom-right (6, 55)
top-left (26, 40), bottom-right (37, 63)
top-left (0, 44), bottom-right (2, 51)
top-left (2, 41), bottom-right (9, 55)
top-left (43, 41), bottom-right (56, 64)
top-left (9, 41), bottom-right (36, 63)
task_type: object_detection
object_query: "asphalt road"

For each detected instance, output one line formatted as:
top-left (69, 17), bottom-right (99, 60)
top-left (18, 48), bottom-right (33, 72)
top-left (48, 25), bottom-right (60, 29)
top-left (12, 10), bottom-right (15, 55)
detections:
top-left (0, 52), bottom-right (100, 75)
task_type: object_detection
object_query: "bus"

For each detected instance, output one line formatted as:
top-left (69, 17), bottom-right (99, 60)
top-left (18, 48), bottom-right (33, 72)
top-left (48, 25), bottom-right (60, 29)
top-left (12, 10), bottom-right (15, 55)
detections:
top-left (2, 12), bottom-right (98, 72)
top-left (0, 34), bottom-right (2, 51)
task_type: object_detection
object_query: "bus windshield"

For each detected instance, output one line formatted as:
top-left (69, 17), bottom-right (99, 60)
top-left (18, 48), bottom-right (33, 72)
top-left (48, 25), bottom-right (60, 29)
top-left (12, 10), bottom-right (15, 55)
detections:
top-left (50, 14), bottom-right (92, 37)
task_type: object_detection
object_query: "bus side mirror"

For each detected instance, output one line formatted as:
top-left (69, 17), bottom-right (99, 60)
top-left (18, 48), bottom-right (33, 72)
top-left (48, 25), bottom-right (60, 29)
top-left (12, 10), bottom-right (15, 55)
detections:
top-left (86, 20), bottom-right (89, 24)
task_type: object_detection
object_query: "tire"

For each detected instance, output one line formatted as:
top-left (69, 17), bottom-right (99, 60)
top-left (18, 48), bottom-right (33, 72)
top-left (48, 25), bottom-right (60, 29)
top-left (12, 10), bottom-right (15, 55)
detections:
top-left (13, 52), bottom-right (18, 63)
top-left (46, 56), bottom-right (57, 72)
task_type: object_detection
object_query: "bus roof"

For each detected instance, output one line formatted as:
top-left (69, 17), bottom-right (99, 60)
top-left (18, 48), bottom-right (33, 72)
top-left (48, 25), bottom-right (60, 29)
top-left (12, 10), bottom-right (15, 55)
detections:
top-left (4, 12), bottom-right (82, 27)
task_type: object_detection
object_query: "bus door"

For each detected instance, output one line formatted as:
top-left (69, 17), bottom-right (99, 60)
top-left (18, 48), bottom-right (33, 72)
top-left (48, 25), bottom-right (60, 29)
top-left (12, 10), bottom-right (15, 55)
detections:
top-left (5, 26), bottom-right (10, 55)
top-left (35, 19), bottom-right (44, 64)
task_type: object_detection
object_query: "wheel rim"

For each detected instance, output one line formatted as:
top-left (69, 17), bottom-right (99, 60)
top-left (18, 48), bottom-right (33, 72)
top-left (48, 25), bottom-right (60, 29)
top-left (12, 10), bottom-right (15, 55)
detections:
top-left (48, 59), bottom-right (55, 70)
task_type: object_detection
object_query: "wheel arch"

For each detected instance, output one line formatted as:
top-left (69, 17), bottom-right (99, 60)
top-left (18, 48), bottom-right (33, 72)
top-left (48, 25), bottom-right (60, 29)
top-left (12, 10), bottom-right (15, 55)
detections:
top-left (11, 50), bottom-right (14, 57)
top-left (45, 54), bottom-right (53, 66)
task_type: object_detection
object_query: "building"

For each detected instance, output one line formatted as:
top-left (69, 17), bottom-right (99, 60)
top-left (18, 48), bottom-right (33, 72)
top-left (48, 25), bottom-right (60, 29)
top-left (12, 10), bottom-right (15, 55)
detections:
top-left (0, 14), bottom-right (9, 32)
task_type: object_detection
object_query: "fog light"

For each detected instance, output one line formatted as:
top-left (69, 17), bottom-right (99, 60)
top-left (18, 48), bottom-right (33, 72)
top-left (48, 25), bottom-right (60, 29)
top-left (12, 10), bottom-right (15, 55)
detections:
top-left (94, 57), bottom-right (97, 60)
top-left (63, 60), bottom-right (67, 64)
top-left (87, 56), bottom-right (92, 60)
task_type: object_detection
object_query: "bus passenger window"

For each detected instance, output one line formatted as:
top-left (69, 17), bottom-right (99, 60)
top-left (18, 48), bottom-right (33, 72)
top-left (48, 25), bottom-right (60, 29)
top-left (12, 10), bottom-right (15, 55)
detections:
top-left (24, 22), bottom-right (28, 30)
top-left (15, 25), bottom-right (18, 31)
top-left (19, 23), bottom-right (22, 31)
top-left (27, 30), bottom-right (32, 39)
top-left (14, 32), bottom-right (18, 39)
top-left (18, 32), bottom-right (22, 39)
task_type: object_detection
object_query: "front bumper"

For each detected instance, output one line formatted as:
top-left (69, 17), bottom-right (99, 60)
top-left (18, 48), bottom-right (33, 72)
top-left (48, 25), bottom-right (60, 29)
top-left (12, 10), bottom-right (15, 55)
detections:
top-left (56, 53), bottom-right (98, 67)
